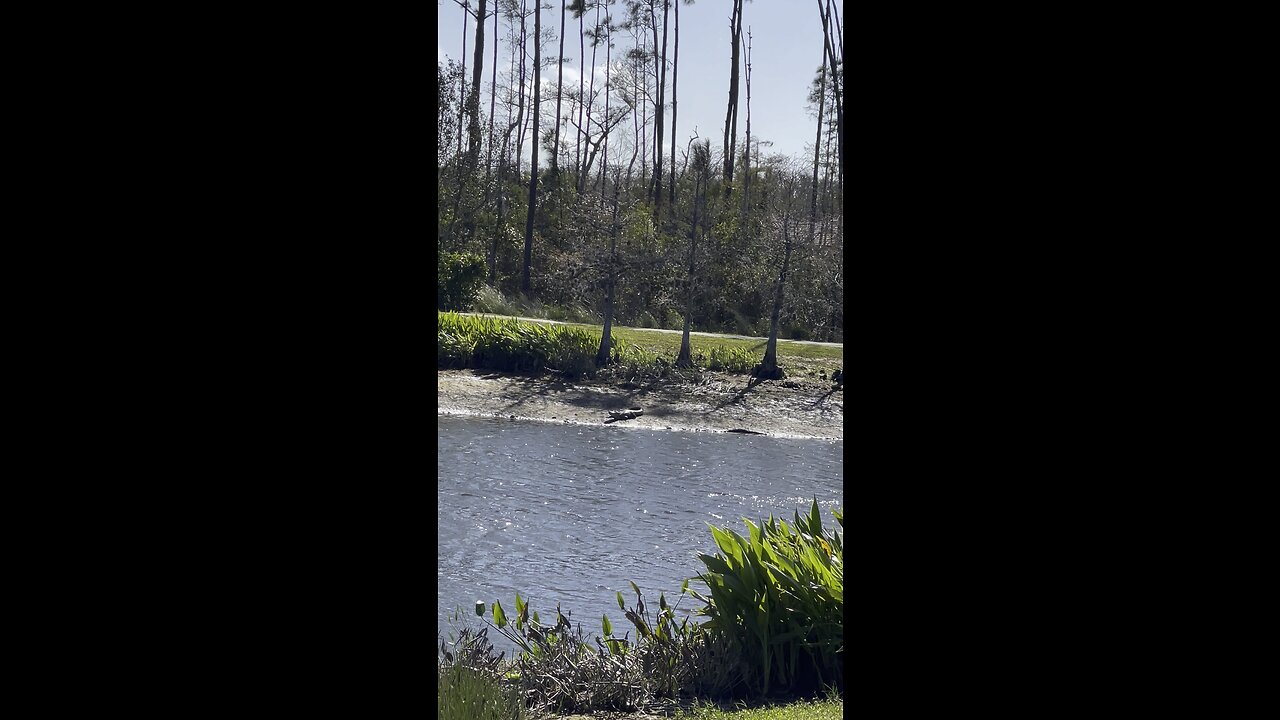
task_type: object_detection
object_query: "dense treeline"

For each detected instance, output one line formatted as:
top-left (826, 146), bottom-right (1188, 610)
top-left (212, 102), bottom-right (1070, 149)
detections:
top-left (438, 0), bottom-right (843, 348)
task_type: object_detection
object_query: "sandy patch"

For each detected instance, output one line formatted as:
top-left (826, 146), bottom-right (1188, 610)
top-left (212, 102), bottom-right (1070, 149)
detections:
top-left (437, 370), bottom-right (842, 440)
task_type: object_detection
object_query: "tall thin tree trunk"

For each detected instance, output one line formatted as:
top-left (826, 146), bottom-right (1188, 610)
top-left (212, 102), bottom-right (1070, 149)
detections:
top-left (727, 11), bottom-right (740, 190)
top-left (742, 26), bottom-right (751, 219)
top-left (640, 28), bottom-right (648, 193)
top-left (758, 180), bottom-right (795, 380)
top-left (809, 62), bottom-right (826, 245)
top-left (648, 3), bottom-right (661, 202)
top-left (581, 2), bottom-right (601, 193)
top-left (600, 15), bottom-right (611, 200)
top-left (676, 164), bottom-right (702, 368)
top-left (515, 0), bottom-right (528, 168)
top-left (819, 0), bottom-right (843, 182)
top-left (576, 7), bottom-right (585, 188)
top-left (721, 0), bottom-right (741, 197)
top-left (553, 0), bottom-right (566, 173)
top-left (626, 26), bottom-right (640, 189)
top-left (522, 0), bottom-right (542, 295)
top-left (459, 8), bottom-right (468, 160)
top-left (832, 1), bottom-right (844, 59)
top-left (597, 179), bottom-right (621, 366)
top-left (667, 0), bottom-right (678, 211)
top-left (467, 0), bottom-right (487, 163)
top-left (484, 3), bottom-right (498, 205)
top-left (652, 0), bottom-right (668, 221)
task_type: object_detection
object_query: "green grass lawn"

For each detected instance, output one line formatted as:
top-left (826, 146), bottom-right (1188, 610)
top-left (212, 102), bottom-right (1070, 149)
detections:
top-left (674, 697), bottom-right (844, 720)
top-left (457, 313), bottom-right (844, 378)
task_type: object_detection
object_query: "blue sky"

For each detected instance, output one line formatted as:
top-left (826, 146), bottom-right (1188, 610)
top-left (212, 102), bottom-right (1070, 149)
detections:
top-left (437, 0), bottom-right (835, 166)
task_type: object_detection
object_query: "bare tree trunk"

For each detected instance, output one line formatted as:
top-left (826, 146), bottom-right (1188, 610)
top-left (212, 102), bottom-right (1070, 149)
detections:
top-left (467, 0), bottom-right (487, 163)
top-left (484, 3), bottom-right (498, 205)
top-left (597, 179), bottom-right (622, 366)
top-left (809, 62), bottom-right (826, 245)
top-left (757, 179), bottom-right (795, 380)
top-left (650, 0), bottom-right (668, 222)
top-left (832, 0), bottom-right (843, 60)
top-left (492, 5), bottom-right (516, 286)
top-left (819, 0), bottom-right (843, 182)
top-left (576, 7), bottom-right (585, 188)
top-left (626, 24), bottom-right (641, 189)
top-left (675, 175), bottom-right (699, 368)
top-left (675, 146), bottom-right (706, 369)
top-left (515, 0), bottom-right (528, 168)
top-left (580, 2), bottom-right (601, 193)
top-left (599, 11), bottom-right (612, 200)
top-left (640, 29), bottom-right (648, 193)
top-left (721, 0), bottom-right (742, 197)
top-left (459, 7), bottom-right (468, 160)
top-left (553, 0), bottom-right (566, 173)
top-left (522, 0), bottom-right (542, 295)
top-left (667, 0), bottom-right (678, 213)
top-left (741, 26), bottom-right (751, 219)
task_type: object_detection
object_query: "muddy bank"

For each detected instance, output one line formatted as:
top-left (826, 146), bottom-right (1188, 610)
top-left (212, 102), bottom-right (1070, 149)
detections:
top-left (437, 369), bottom-right (843, 440)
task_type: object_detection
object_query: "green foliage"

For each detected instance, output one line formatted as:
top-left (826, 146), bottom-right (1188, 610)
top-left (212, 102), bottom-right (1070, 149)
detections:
top-left (438, 251), bottom-right (488, 311)
top-left (439, 502), bottom-right (845, 714)
top-left (440, 312), bottom-right (841, 379)
top-left (438, 623), bottom-right (526, 720)
top-left (706, 345), bottom-right (755, 373)
top-left (438, 664), bottom-right (525, 720)
top-left (693, 499), bottom-right (844, 697)
top-left (438, 312), bottom-right (599, 377)
top-left (462, 583), bottom-right (738, 715)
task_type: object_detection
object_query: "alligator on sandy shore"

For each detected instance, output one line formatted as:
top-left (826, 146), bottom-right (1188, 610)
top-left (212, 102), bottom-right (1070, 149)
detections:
top-left (604, 407), bottom-right (644, 423)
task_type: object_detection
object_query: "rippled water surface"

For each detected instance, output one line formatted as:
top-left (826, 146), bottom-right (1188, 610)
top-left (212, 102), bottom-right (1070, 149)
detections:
top-left (437, 415), bottom-right (843, 650)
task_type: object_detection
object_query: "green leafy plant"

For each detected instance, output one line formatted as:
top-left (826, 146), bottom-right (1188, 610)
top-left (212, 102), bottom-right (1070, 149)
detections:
top-left (692, 499), bottom-right (844, 697)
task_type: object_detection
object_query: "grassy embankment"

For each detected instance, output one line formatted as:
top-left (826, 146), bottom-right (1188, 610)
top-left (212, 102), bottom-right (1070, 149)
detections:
top-left (439, 312), bottom-right (843, 380)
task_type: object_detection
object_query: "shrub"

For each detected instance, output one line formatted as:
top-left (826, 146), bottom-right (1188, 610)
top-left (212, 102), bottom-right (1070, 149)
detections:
top-left (438, 251), bottom-right (488, 311)
top-left (691, 500), bottom-right (844, 697)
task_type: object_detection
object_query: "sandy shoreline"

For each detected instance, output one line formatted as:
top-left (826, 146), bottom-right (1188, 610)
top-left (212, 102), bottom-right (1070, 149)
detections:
top-left (438, 369), bottom-right (843, 440)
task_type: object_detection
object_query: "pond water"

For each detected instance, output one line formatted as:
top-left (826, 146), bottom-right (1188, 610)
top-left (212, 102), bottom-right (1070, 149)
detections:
top-left (437, 415), bottom-right (843, 654)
